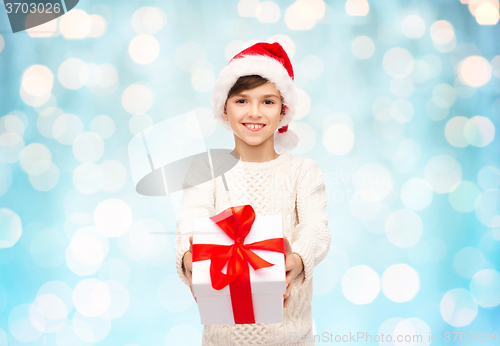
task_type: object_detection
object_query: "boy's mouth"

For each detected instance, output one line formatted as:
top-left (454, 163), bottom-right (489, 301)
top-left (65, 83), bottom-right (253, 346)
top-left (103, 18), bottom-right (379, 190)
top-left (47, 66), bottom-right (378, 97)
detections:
top-left (242, 123), bottom-right (266, 131)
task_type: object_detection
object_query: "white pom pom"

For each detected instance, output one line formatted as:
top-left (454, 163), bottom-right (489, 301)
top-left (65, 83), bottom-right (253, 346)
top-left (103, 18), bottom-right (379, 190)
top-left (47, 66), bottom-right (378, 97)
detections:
top-left (274, 128), bottom-right (299, 154)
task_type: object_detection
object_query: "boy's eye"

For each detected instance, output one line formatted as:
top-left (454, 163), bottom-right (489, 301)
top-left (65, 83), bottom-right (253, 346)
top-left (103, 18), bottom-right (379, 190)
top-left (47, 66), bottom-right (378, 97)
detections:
top-left (235, 99), bottom-right (274, 104)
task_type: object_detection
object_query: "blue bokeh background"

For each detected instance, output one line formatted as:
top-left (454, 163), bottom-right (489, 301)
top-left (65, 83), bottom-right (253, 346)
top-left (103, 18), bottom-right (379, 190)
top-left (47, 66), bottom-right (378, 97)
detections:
top-left (0, 0), bottom-right (499, 345)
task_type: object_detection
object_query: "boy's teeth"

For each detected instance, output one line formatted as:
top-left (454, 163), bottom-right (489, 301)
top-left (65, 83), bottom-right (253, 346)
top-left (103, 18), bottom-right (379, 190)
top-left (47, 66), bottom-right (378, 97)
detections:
top-left (245, 124), bottom-right (264, 129)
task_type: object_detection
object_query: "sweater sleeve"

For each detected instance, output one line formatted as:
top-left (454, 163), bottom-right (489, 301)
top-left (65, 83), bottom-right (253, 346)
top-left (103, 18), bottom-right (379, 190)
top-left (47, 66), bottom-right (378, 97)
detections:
top-left (174, 156), bottom-right (216, 287)
top-left (290, 158), bottom-right (331, 288)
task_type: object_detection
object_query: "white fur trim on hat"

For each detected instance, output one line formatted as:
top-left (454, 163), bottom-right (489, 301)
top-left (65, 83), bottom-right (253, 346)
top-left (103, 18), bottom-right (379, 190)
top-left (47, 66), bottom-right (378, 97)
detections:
top-left (211, 54), bottom-right (298, 133)
top-left (274, 127), bottom-right (299, 154)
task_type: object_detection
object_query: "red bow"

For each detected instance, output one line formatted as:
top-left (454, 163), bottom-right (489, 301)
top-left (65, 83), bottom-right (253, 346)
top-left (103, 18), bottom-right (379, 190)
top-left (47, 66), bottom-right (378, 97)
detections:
top-left (192, 205), bottom-right (286, 324)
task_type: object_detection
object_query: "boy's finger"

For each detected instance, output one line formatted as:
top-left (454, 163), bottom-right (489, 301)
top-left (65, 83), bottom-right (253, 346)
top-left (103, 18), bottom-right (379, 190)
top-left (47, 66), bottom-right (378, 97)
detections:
top-left (283, 236), bottom-right (292, 256)
top-left (284, 290), bottom-right (291, 308)
top-left (189, 236), bottom-right (193, 252)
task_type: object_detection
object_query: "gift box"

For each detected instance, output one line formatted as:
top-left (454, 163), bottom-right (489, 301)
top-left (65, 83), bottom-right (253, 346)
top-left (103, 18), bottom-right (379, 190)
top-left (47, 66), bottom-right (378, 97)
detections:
top-left (192, 204), bottom-right (287, 325)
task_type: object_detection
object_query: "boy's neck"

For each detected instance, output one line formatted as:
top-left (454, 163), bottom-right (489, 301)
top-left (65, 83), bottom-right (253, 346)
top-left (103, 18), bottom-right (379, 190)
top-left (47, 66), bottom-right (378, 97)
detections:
top-left (230, 133), bottom-right (281, 163)
top-left (230, 149), bottom-right (280, 163)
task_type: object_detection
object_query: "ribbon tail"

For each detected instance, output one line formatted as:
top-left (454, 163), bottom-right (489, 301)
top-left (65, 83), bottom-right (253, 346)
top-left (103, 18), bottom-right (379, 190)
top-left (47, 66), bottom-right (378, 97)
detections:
top-left (240, 247), bottom-right (275, 270)
top-left (210, 246), bottom-right (239, 290)
top-left (245, 238), bottom-right (287, 265)
top-left (229, 261), bottom-right (255, 324)
top-left (192, 244), bottom-right (231, 261)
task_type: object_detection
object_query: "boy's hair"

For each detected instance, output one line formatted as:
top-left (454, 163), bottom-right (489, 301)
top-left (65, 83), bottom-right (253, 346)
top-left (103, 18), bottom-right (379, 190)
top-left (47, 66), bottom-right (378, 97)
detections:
top-left (225, 75), bottom-right (285, 115)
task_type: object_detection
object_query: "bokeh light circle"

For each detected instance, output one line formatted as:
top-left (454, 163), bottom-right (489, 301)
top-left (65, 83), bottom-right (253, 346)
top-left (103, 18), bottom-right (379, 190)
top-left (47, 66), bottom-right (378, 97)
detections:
top-left (381, 264), bottom-right (420, 302)
top-left (21, 65), bottom-right (53, 98)
top-left (0, 132), bottom-right (25, 163)
top-left (289, 122), bottom-right (316, 154)
top-left (94, 199), bottom-right (133, 237)
top-left (104, 280), bottom-right (129, 319)
top-left (383, 47), bottom-right (414, 78)
top-left (392, 99), bottom-right (414, 123)
top-left (0, 208), bottom-right (22, 248)
top-left (400, 178), bottom-right (433, 211)
top-left (52, 113), bottom-right (84, 145)
top-left (29, 161), bottom-right (60, 191)
top-left (122, 84), bottom-right (153, 115)
top-left (430, 20), bottom-right (455, 45)
top-left (402, 14), bottom-right (426, 38)
top-left (32, 293), bottom-right (68, 333)
top-left (475, 188), bottom-right (500, 227)
top-left (129, 34), bottom-right (160, 65)
top-left (477, 165), bottom-right (500, 189)
top-left (72, 311), bottom-right (111, 342)
top-left (458, 56), bottom-right (492, 87)
top-left (445, 116), bottom-right (469, 147)
top-left (99, 160), bottom-right (127, 192)
top-left (132, 6), bottom-right (167, 34)
top-left (256, 2), bottom-right (281, 23)
top-left (323, 124), bottom-right (355, 155)
top-left (8, 304), bottom-right (43, 342)
top-left (73, 278), bottom-right (111, 317)
top-left (464, 116), bottom-right (495, 147)
top-left (341, 265), bottom-right (380, 304)
top-left (60, 9), bottom-right (92, 39)
top-left (90, 115), bottom-right (115, 139)
top-left (351, 36), bottom-right (375, 59)
top-left (192, 68), bottom-right (215, 92)
top-left (67, 226), bottom-right (109, 269)
top-left (58, 59), bottom-right (89, 90)
top-left (88, 14), bottom-right (107, 37)
top-left (345, 0), bottom-right (370, 16)
top-left (470, 269), bottom-right (500, 307)
top-left (440, 288), bottom-right (478, 327)
top-left (424, 155), bottom-right (462, 193)
top-left (73, 162), bottom-right (104, 195)
top-left (448, 181), bottom-right (481, 213)
top-left (20, 143), bottom-right (52, 175)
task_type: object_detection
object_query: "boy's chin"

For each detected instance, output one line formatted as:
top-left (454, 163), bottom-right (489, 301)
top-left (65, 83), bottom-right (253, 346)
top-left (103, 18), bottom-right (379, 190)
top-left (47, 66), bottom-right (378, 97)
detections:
top-left (241, 137), bottom-right (273, 147)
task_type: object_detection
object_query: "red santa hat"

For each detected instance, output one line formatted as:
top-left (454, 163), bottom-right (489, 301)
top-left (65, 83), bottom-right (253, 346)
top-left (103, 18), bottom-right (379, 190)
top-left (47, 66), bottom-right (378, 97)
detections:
top-left (211, 42), bottom-right (299, 154)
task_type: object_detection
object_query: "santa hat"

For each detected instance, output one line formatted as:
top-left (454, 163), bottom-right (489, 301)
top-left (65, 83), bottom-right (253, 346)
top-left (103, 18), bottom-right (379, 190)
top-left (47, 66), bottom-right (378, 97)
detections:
top-left (211, 42), bottom-right (299, 154)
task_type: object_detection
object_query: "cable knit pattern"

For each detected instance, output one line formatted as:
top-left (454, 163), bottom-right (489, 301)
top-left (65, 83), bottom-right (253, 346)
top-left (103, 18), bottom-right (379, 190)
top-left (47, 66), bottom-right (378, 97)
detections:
top-left (174, 151), bottom-right (331, 346)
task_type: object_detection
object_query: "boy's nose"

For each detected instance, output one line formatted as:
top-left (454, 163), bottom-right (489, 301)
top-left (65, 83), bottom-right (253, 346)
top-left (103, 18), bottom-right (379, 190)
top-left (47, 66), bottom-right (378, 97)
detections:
top-left (248, 102), bottom-right (262, 117)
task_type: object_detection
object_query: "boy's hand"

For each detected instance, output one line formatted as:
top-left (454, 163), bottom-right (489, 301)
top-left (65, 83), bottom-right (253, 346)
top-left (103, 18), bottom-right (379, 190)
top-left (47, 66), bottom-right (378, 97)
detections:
top-left (182, 236), bottom-right (196, 301)
top-left (283, 236), bottom-right (303, 308)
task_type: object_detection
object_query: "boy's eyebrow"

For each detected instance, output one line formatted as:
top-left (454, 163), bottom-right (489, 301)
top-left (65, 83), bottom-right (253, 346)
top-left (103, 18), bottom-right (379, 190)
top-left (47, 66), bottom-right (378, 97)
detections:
top-left (235, 93), bottom-right (280, 99)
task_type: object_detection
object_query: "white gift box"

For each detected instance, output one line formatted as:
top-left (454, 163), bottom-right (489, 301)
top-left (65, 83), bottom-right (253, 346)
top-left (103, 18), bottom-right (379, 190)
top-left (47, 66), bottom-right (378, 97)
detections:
top-left (192, 214), bottom-right (286, 325)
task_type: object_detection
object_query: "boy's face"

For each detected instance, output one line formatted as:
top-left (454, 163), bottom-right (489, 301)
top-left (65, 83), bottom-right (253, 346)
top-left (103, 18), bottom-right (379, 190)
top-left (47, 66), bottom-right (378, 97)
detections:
top-left (223, 82), bottom-right (284, 147)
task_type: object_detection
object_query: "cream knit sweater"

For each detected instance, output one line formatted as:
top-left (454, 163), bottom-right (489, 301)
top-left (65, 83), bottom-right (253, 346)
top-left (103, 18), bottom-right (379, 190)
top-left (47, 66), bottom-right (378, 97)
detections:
top-left (174, 150), bottom-right (331, 346)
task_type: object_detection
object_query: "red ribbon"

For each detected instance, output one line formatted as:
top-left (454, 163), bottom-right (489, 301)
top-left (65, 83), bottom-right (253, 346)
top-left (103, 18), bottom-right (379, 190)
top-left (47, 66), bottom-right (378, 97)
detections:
top-left (192, 205), bottom-right (286, 324)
